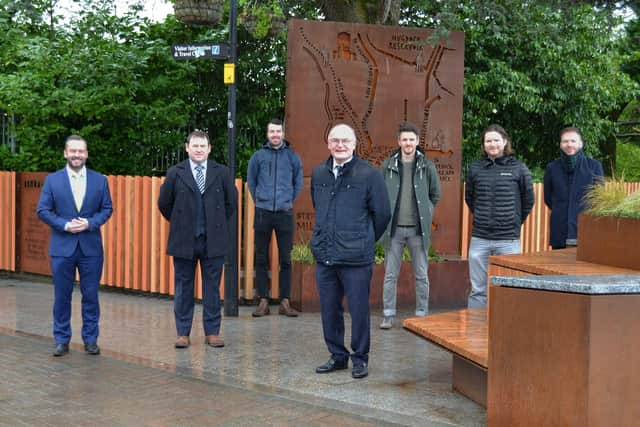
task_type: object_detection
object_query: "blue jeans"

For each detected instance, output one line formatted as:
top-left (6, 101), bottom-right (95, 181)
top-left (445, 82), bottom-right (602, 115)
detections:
top-left (382, 226), bottom-right (429, 317)
top-left (467, 236), bottom-right (521, 308)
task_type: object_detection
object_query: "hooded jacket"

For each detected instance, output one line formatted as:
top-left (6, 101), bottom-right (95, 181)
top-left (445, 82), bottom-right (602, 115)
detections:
top-left (247, 140), bottom-right (303, 212)
top-left (378, 148), bottom-right (441, 252)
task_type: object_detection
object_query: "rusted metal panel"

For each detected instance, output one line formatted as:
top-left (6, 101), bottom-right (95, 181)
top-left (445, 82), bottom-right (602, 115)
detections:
top-left (285, 19), bottom-right (465, 256)
top-left (17, 172), bottom-right (51, 275)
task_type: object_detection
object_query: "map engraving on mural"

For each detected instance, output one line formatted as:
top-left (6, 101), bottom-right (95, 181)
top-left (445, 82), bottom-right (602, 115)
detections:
top-left (286, 20), bottom-right (464, 256)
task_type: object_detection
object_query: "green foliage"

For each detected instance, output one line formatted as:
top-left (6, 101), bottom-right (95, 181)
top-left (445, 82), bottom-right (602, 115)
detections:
top-left (584, 177), bottom-right (629, 216)
top-left (291, 242), bottom-right (314, 264)
top-left (0, 0), bottom-right (288, 176)
top-left (1, 0), bottom-right (639, 179)
top-left (616, 192), bottom-right (640, 218)
top-left (402, 1), bottom-right (639, 172)
top-left (616, 142), bottom-right (640, 181)
top-left (374, 242), bottom-right (386, 264)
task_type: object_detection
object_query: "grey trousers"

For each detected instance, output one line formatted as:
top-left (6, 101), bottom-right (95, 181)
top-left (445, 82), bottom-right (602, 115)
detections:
top-left (382, 226), bottom-right (429, 317)
top-left (467, 236), bottom-right (521, 308)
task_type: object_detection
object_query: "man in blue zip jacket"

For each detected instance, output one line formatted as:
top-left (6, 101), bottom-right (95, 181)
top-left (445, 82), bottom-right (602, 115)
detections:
top-left (311, 123), bottom-right (391, 379)
top-left (247, 119), bottom-right (303, 317)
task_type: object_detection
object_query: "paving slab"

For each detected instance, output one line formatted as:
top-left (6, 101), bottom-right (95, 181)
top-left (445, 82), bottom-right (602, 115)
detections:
top-left (0, 277), bottom-right (485, 426)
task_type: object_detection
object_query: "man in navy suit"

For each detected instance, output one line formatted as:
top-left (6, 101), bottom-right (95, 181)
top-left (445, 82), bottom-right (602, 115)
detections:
top-left (37, 135), bottom-right (113, 357)
top-left (158, 130), bottom-right (237, 349)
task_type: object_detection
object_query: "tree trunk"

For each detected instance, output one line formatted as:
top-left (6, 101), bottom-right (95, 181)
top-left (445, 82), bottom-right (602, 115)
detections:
top-left (600, 103), bottom-right (629, 175)
top-left (319, 0), bottom-right (402, 25)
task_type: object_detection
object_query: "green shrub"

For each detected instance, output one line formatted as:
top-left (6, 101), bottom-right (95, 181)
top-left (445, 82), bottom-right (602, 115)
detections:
top-left (616, 143), bottom-right (640, 182)
top-left (291, 242), bottom-right (314, 264)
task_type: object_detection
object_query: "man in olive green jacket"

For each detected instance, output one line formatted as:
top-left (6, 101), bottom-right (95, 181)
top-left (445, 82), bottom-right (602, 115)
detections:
top-left (378, 123), bottom-right (441, 329)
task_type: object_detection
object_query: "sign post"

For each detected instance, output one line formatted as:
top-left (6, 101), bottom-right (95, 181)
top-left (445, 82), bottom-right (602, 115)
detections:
top-left (224, 0), bottom-right (239, 317)
top-left (171, 43), bottom-right (230, 60)
top-left (171, 0), bottom-right (239, 316)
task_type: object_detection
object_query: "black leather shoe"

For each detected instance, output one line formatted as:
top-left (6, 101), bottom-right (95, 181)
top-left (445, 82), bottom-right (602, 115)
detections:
top-left (53, 343), bottom-right (69, 357)
top-left (315, 358), bottom-right (348, 374)
top-left (84, 343), bottom-right (100, 355)
top-left (352, 363), bottom-right (368, 379)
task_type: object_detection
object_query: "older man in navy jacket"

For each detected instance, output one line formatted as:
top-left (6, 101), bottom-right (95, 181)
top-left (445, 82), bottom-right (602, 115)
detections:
top-left (544, 127), bottom-right (604, 249)
top-left (310, 123), bottom-right (391, 379)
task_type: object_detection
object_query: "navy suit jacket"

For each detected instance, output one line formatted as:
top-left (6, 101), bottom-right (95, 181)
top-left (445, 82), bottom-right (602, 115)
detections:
top-left (37, 167), bottom-right (113, 257)
top-left (158, 159), bottom-right (237, 259)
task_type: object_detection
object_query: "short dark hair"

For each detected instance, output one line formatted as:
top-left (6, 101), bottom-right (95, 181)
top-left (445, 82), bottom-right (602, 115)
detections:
top-left (559, 126), bottom-right (582, 140)
top-left (481, 124), bottom-right (513, 156)
top-left (267, 118), bottom-right (283, 128)
top-left (397, 122), bottom-right (420, 139)
top-left (65, 135), bottom-right (87, 149)
top-left (187, 130), bottom-right (210, 145)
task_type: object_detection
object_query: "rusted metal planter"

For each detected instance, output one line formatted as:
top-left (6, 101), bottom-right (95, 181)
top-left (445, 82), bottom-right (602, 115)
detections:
top-left (291, 259), bottom-right (470, 313)
top-left (173, 0), bottom-right (223, 25)
top-left (577, 213), bottom-right (640, 270)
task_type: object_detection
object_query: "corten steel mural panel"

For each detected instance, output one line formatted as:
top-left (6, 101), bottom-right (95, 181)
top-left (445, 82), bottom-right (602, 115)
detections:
top-left (285, 19), bottom-right (465, 256)
top-left (17, 172), bottom-right (51, 275)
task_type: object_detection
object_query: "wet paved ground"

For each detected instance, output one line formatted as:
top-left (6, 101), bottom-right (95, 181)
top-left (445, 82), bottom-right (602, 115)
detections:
top-left (0, 276), bottom-right (485, 426)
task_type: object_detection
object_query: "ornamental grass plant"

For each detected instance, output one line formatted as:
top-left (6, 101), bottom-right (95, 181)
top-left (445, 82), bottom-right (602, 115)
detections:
top-left (584, 176), bottom-right (640, 219)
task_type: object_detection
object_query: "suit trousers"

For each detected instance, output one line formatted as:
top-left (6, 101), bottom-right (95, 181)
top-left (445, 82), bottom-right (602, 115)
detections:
top-left (316, 263), bottom-right (372, 367)
top-left (254, 208), bottom-right (294, 300)
top-left (173, 236), bottom-right (224, 336)
top-left (50, 244), bottom-right (103, 344)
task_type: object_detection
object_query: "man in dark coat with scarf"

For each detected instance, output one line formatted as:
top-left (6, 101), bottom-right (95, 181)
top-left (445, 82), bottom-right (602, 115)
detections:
top-left (543, 127), bottom-right (604, 249)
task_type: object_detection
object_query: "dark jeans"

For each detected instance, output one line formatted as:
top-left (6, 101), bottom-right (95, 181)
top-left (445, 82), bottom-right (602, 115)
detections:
top-left (173, 236), bottom-right (224, 336)
top-left (316, 263), bottom-right (372, 367)
top-left (254, 207), bottom-right (294, 300)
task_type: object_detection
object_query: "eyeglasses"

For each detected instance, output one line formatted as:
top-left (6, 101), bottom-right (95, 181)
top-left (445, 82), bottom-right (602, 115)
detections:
top-left (328, 138), bottom-right (355, 146)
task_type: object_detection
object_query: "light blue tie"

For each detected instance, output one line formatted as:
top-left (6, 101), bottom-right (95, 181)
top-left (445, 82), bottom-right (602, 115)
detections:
top-left (195, 164), bottom-right (205, 194)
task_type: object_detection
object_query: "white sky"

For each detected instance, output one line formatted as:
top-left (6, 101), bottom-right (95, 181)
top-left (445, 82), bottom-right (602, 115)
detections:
top-left (56, 0), bottom-right (173, 22)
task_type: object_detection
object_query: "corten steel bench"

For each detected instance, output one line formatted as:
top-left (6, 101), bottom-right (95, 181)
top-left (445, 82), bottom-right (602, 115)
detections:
top-left (403, 308), bottom-right (488, 406)
top-left (403, 248), bottom-right (639, 407)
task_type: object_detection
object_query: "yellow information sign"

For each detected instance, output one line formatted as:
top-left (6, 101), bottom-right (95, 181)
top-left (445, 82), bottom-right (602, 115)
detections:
top-left (224, 63), bottom-right (235, 84)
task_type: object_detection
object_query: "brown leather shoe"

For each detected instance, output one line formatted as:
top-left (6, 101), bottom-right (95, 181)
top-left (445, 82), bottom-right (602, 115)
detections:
top-left (205, 335), bottom-right (225, 348)
top-left (252, 298), bottom-right (270, 317)
top-left (278, 298), bottom-right (298, 317)
top-left (175, 336), bottom-right (190, 348)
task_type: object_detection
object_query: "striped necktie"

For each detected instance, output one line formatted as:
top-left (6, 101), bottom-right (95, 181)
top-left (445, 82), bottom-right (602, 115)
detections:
top-left (195, 164), bottom-right (205, 194)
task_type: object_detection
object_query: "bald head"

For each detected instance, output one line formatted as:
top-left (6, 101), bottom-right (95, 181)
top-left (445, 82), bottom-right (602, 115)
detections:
top-left (327, 123), bottom-right (356, 164)
top-left (328, 124), bottom-right (356, 142)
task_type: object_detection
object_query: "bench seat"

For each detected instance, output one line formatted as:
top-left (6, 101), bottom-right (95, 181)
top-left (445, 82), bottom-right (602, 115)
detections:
top-left (404, 308), bottom-right (488, 406)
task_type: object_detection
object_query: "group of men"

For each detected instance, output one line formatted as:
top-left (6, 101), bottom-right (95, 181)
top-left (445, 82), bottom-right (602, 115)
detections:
top-left (36, 122), bottom-right (601, 379)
